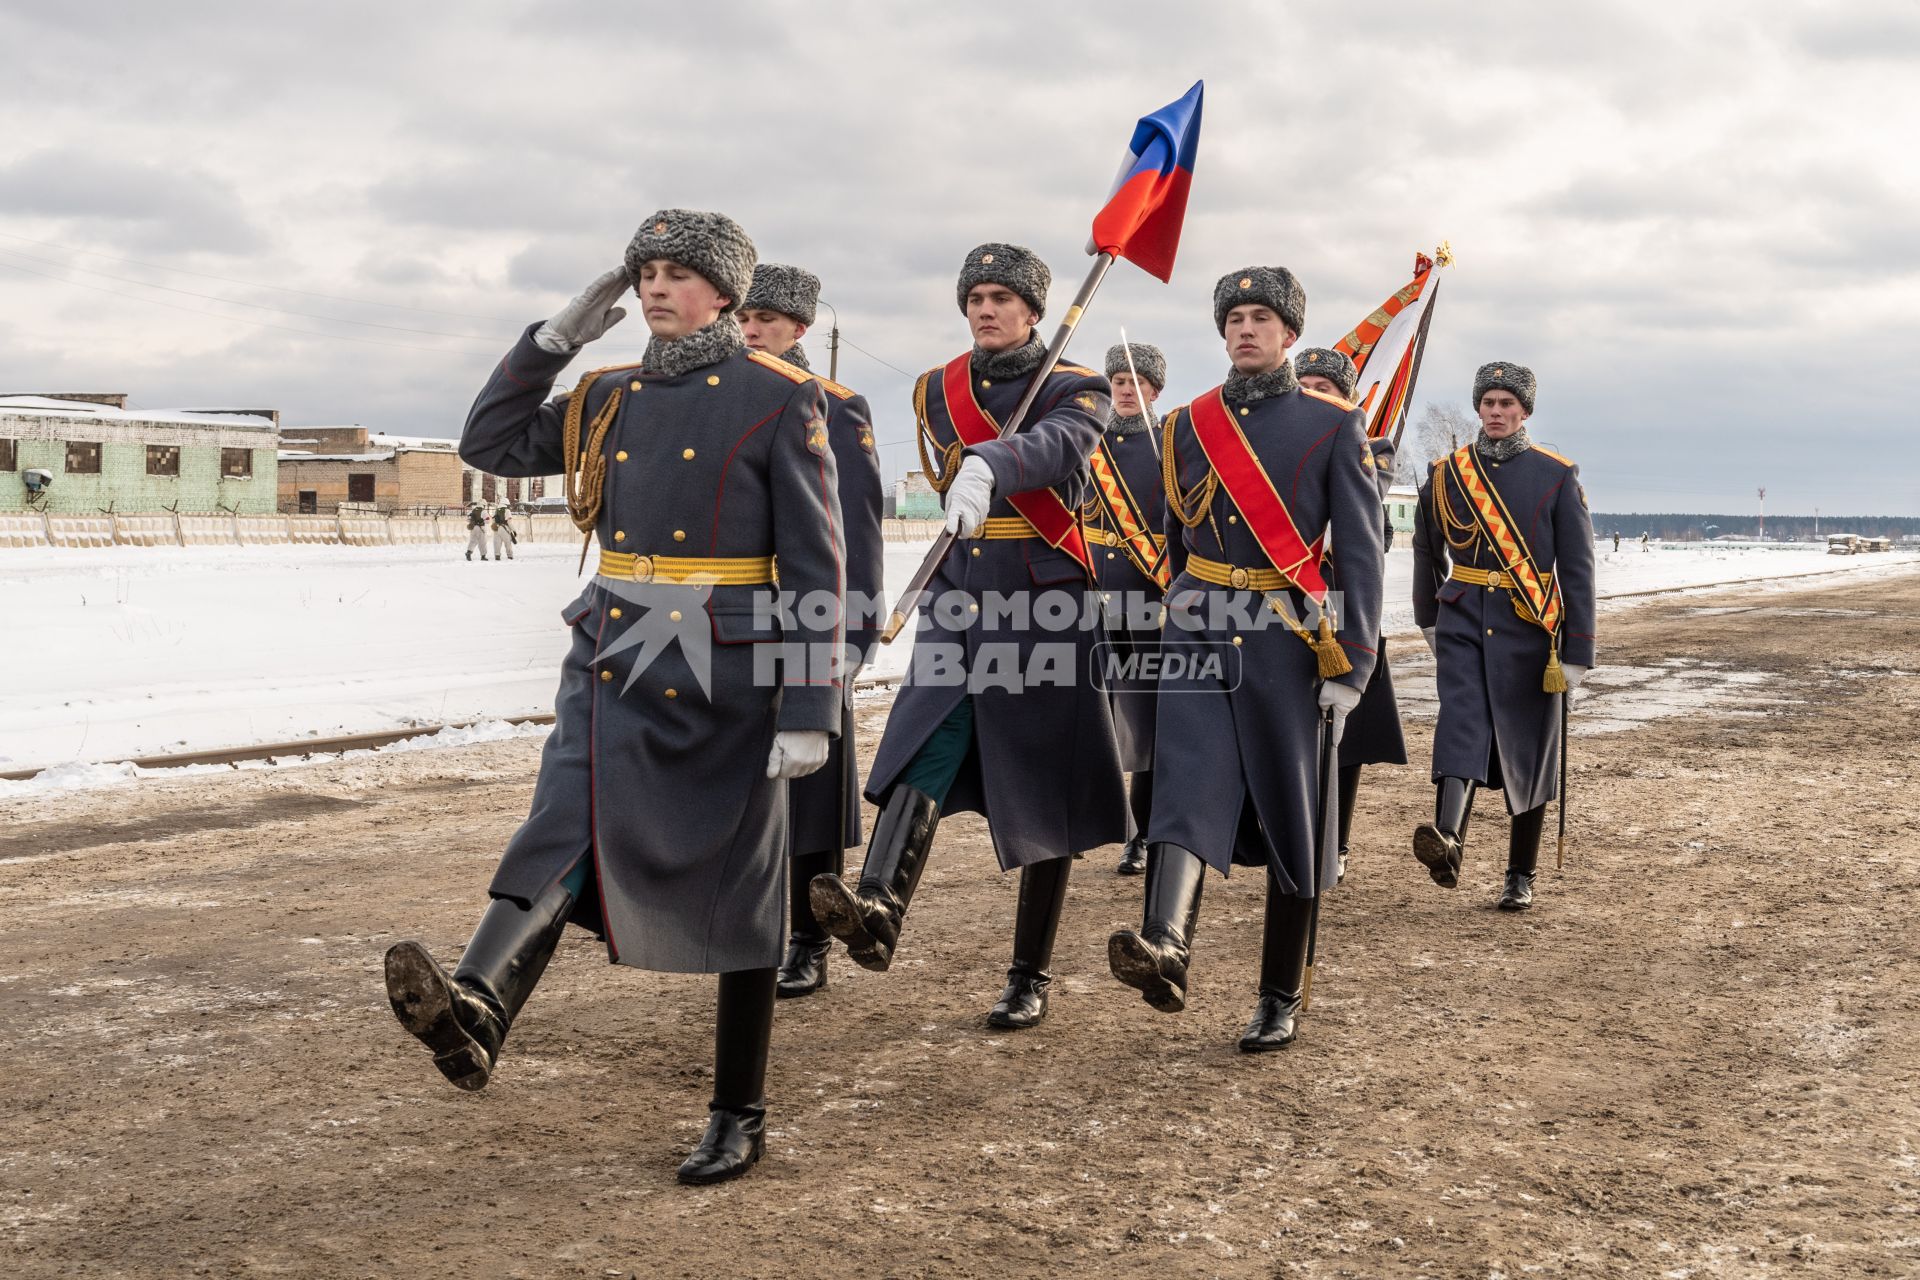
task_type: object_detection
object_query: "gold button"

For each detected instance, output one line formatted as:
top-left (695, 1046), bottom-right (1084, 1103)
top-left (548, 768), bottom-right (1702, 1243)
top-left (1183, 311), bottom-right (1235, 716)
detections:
top-left (615, 450), bottom-right (628, 462)
top-left (971, 547), bottom-right (981, 557)
top-left (614, 530), bottom-right (626, 542)
top-left (600, 670), bottom-right (613, 682)
top-left (682, 448), bottom-right (696, 461)
top-left (669, 610), bottom-right (682, 622)
top-left (968, 603), bottom-right (979, 614)
top-left (1238, 407), bottom-right (1249, 416)
top-left (673, 529), bottom-right (686, 542)
top-left (665, 688), bottom-right (678, 699)
top-left (1228, 514), bottom-right (1239, 524)
top-left (706, 375), bottom-right (720, 386)
top-left (1107, 552), bottom-right (1116, 560)
top-left (1487, 628), bottom-right (1495, 636)
top-left (1232, 635), bottom-right (1243, 646)
top-left (980, 379), bottom-right (992, 389)
top-left (610, 607), bottom-right (622, 619)
top-left (630, 380), bottom-right (642, 391)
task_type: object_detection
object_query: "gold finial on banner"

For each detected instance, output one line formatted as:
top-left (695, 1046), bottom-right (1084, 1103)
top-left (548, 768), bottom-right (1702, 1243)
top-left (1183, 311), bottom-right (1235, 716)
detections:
top-left (1434, 241), bottom-right (1455, 268)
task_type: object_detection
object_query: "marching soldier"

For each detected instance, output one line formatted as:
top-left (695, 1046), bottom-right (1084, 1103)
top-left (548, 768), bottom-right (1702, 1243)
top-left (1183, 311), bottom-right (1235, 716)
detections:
top-left (1088, 341), bottom-right (1172, 876)
top-left (1108, 268), bottom-right (1383, 1051)
top-left (490, 505), bottom-right (517, 560)
top-left (465, 502), bottom-right (489, 560)
top-left (1410, 362), bottom-right (1594, 910)
top-left (736, 263), bottom-right (886, 999)
top-left (383, 210), bottom-right (846, 1185)
top-left (809, 243), bottom-right (1123, 1030)
top-left (1294, 347), bottom-right (1406, 883)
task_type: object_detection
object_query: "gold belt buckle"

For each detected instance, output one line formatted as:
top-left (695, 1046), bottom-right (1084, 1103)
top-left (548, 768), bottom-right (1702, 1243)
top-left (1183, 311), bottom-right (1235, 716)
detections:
top-left (632, 554), bottom-right (655, 582)
top-left (1228, 566), bottom-right (1250, 590)
top-left (1488, 570), bottom-right (1506, 588)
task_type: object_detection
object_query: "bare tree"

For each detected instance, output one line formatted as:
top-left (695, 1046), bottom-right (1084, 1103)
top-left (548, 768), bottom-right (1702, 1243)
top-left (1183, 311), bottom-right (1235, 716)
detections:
top-left (1398, 401), bottom-right (1477, 483)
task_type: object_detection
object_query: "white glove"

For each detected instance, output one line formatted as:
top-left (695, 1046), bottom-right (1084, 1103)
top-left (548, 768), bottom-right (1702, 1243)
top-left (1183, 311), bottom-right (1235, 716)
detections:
top-left (1318, 681), bottom-right (1362, 727)
top-left (942, 455), bottom-right (995, 538)
top-left (534, 267), bottom-right (631, 354)
top-left (1560, 663), bottom-right (1589, 691)
top-left (1421, 626), bottom-right (1437, 656)
top-left (766, 729), bottom-right (831, 779)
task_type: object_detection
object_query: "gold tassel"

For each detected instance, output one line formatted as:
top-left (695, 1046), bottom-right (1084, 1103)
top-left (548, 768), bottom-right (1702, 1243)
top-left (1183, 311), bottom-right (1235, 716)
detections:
top-left (1316, 610), bottom-right (1352, 679)
top-left (1542, 643), bottom-right (1568, 694)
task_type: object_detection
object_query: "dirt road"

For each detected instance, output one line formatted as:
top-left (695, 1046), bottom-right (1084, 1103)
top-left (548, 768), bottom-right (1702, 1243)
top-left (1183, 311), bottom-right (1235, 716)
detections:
top-left (5, 570), bottom-right (1918, 1278)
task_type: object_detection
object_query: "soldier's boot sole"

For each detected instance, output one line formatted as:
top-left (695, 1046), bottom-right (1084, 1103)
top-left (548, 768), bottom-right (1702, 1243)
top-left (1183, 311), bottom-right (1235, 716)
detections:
top-left (384, 942), bottom-right (495, 1092)
top-left (1107, 931), bottom-right (1187, 1014)
top-left (808, 877), bottom-right (894, 972)
top-left (1412, 824), bottom-right (1462, 889)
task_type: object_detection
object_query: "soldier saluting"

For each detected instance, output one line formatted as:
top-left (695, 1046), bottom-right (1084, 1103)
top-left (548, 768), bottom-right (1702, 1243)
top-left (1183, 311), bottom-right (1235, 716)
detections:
top-left (809, 243), bottom-right (1124, 1030)
top-left (1294, 346), bottom-right (1407, 883)
top-left (1088, 341), bottom-right (1172, 876)
top-left (735, 263), bottom-right (886, 1000)
top-left (1410, 362), bottom-right (1595, 909)
top-left (383, 210), bottom-right (846, 1186)
top-left (1108, 268), bottom-right (1383, 1051)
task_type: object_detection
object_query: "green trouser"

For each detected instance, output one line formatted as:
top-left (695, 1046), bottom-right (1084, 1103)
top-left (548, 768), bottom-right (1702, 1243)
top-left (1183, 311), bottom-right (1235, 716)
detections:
top-left (894, 696), bottom-right (974, 808)
top-left (559, 857), bottom-right (591, 899)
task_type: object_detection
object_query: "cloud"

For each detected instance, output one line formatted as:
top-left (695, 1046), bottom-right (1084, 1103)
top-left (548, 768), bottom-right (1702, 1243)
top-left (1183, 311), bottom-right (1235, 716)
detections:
top-left (0, 149), bottom-right (267, 253)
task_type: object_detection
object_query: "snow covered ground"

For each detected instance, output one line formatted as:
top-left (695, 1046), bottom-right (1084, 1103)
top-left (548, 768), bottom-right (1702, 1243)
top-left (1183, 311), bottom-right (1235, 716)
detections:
top-left (2, 537), bottom-right (1913, 774)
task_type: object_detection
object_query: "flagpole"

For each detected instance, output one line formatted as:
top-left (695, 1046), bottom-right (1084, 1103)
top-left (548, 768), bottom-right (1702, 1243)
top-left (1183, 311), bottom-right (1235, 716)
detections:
top-left (1386, 264), bottom-right (1445, 456)
top-left (881, 252), bottom-right (1118, 643)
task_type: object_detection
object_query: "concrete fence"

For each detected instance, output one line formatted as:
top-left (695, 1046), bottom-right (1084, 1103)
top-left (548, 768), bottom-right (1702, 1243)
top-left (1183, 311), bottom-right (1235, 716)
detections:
top-left (0, 510), bottom-right (944, 551)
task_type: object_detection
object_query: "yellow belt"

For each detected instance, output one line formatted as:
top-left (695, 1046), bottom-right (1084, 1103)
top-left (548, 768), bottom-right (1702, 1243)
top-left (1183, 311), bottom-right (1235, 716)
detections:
top-left (1091, 527), bottom-right (1168, 548)
top-left (977, 516), bottom-right (1041, 539)
top-left (1185, 552), bottom-right (1292, 592)
top-left (598, 549), bottom-right (777, 585)
top-left (1451, 565), bottom-right (1553, 590)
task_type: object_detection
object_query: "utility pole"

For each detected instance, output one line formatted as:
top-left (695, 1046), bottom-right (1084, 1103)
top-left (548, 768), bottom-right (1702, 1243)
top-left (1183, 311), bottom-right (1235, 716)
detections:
top-left (1758, 486), bottom-right (1766, 541)
top-left (821, 300), bottom-right (841, 383)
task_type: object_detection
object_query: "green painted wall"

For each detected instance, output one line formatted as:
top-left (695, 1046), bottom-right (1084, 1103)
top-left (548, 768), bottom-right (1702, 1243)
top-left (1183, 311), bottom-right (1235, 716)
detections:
top-left (0, 437), bottom-right (277, 515)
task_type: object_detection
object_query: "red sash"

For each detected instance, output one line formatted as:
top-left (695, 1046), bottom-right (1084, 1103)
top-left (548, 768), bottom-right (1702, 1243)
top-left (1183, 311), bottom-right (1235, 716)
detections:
top-left (1446, 446), bottom-right (1562, 634)
top-left (1186, 387), bottom-right (1330, 603)
top-left (940, 353), bottom-right (1094, 574)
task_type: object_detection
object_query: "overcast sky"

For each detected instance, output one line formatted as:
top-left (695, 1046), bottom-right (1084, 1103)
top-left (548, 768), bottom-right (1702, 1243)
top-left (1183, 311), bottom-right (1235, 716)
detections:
top-left (2, 1), bottom-right (1916, 514)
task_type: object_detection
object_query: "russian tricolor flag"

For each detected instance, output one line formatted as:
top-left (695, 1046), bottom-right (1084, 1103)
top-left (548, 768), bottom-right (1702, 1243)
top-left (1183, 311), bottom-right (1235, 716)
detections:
top-left (1089, 80), bottom-right (1204, 283)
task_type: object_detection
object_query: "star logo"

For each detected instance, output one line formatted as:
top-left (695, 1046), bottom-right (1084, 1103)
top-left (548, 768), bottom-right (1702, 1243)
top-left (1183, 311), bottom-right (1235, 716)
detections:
top-left (593, 578), bottom-right (716, 701)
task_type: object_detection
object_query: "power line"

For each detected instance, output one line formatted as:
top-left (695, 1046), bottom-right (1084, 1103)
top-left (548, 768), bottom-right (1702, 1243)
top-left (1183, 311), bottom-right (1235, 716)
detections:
top-left (0, 243), bottom-right (502, 342)
top-left (0, 228), bottom-right (525, 324)
top-left (0, 257), bottom-right (485, 356)
top-left (838, 335), bottom-right (919, 379)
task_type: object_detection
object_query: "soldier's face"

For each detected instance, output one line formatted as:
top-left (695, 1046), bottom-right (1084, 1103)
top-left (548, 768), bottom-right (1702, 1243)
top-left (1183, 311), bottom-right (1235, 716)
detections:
top-left (634, 259), bottom-right (730, 339)
top-left (1478, 390), bottom-right (1528, 438)
top-left (1109, 371), bottom-right (1159, 417)
top-left (1298, 374), bottom-right (1342, 397)
top-left (1224, 305), bottom-right (1295, 374)
top-left (737, 309), bottom-right (807, 355)
top-left (966, 285), bottom-right (1038, 353)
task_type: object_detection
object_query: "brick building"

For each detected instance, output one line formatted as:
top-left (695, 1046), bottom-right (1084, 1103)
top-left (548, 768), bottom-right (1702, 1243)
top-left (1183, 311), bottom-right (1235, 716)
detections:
top-left (0, 393), bottom-right (278, 515)
top-left (276, 428), bottom-right (465, 514)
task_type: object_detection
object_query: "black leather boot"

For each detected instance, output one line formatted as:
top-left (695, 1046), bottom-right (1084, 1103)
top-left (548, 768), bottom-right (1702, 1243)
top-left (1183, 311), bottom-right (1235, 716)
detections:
top-left (1413, 777), bottom-right (1478, 889)
top-left (1239, 876), bottom-right (1313, 1053)
top-left (809, 785), bottom-right (939, 972)
top-left (777, 847), bottom-right (839, 998)
top-left (987, 857), bottom-right (1071, 1029)
top-left (1336, 764), bottom-right (1361, 885)
top-left (678, 968), bottom-right (775, 1185)
top-left (1107, 843), bottom-right (1207, 1013)
top-left (1498, 804), bottom-right (1546, 911)
top-left (384, 875), bottom-right (575, 1091)
top-left (1117, 771), bottom-right (1152, 874)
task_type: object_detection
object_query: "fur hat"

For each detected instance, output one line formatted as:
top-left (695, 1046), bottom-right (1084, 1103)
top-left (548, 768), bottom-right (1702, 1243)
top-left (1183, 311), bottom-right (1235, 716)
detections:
top-left (1293, 347), bottom-right (1357, 399)
top-left (1105, 342), bottom-right (1167, 392)
top-left (1213, 266), bottom-right (1305, 336)
top-left (742, 262), bottom-right (820, 326)
top-left (1473, 361), bottom-right (1537, 415)
top-left (624, 209), bottom-right (757, 313)
top-left (957, 243), bottom-right (1050, 320)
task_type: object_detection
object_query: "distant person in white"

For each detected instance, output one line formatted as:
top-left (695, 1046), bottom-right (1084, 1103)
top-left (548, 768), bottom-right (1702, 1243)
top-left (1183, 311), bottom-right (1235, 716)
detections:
top-left (490, 506), bottom-right (516, 560)
top-left (465, 504), bottom-right (489, 561)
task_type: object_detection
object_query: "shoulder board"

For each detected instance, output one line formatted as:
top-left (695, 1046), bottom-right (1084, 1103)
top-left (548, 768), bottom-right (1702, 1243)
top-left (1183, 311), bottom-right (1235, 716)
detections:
top-left (1299, 386), bottom-right (1357, 412)
top-left (570, 360), bottom-right (643, 395)
top-left (813, 374), bottom-right (857, 401)
top-left (745, 349), bottom-right (814, 385)
top-left (1051, 363), bottom-right (1099, 378)
top-left (1532, 445), bottom-right (1575, 467)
